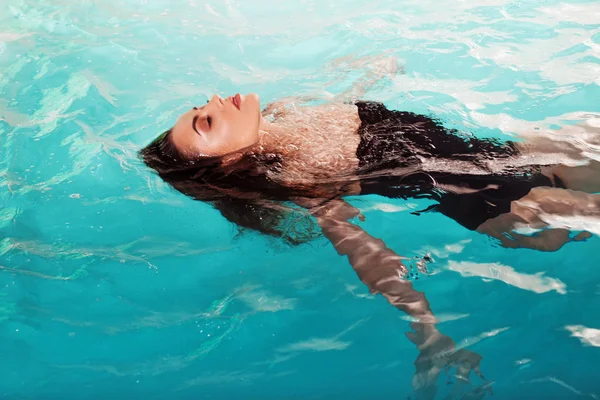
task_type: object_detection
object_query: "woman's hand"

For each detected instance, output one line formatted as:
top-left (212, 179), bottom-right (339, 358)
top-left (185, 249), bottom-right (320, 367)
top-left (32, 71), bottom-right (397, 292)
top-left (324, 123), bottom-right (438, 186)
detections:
top-left (328, 53), bottom-right (404, 103)
top-left (408, 323), bottom-right (491, 399)
top-left (367, 54), bottom-right (403, 78)
top-left (328, 53), bottom-right (404, 79)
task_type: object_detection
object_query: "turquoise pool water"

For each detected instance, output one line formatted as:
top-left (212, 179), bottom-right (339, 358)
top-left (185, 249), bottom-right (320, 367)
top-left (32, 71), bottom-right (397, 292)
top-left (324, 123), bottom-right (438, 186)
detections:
top-left (1, 0), bottom-right (600, 398)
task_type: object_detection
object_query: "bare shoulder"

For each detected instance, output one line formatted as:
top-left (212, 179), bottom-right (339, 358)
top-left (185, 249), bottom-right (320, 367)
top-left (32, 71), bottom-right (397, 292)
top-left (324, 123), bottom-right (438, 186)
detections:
top-left (263, 99), bottom-right (360, 128)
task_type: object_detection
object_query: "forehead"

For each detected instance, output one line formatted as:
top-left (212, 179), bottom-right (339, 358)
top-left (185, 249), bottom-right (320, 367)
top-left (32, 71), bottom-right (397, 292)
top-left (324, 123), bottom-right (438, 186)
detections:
top-left (175, 107), bottom-right (198, 127)
top-left (170, 108), bottom-right (201, 158)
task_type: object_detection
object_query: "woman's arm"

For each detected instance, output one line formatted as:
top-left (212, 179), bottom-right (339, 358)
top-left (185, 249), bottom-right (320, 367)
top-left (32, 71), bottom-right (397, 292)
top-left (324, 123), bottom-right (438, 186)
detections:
top-left (297, 198), bottom-right (489, 398)
top-left (328, 54), bottom-right (404, 103)
top-left (310, 199), bottom-right (436, 323)
top-left (476, 187), bottom-right (598, 251)
top-left (261, 54), bottom-right (403, 115)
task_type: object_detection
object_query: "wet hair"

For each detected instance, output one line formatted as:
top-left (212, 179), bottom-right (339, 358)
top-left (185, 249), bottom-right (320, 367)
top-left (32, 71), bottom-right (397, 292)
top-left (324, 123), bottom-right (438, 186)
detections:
top-left (139, 129), bottom-right (321, 245)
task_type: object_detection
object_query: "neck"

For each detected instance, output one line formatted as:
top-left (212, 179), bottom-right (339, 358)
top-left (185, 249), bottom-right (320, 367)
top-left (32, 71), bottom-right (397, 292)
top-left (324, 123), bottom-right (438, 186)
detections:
top-left (260, 116), bottom-right (290, 137)
top-left (254, 117), bottom-right (294, 155)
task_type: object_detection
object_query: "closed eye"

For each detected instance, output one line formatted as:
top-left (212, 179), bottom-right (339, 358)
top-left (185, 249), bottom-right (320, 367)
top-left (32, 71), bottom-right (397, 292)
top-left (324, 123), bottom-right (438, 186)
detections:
top-left (192, 115), bottom-right (201, 136)
top-left (192, 115), bottom-right (211, 136)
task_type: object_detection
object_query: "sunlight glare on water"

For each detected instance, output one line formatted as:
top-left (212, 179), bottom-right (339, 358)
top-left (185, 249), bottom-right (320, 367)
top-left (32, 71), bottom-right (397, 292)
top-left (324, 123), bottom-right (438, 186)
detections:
top-left (1, 0), bottom-right (600, 399)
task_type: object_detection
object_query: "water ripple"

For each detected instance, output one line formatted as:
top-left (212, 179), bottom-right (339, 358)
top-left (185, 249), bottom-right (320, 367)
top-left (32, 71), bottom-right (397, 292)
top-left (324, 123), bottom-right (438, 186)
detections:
top-left (1, 0), bottom-right (599, 398)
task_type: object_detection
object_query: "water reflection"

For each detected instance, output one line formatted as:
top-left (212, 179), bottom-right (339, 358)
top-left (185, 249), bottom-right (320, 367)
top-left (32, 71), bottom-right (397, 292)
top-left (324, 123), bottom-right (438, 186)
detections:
top-left (565, 325), bottom-right (600, 348)
top-left (446, 261), bottom-right (566, 295)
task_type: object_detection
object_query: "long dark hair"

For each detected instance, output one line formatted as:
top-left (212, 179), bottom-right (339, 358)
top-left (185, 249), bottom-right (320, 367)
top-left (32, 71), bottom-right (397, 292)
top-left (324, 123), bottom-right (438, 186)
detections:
top-left (139, 129), bottom-right (322, 245)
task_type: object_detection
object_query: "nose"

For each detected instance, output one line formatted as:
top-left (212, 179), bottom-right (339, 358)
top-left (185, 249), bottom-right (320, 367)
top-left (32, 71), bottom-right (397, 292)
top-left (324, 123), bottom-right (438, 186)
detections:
top-left (210, 94), bottom-right (224, 105)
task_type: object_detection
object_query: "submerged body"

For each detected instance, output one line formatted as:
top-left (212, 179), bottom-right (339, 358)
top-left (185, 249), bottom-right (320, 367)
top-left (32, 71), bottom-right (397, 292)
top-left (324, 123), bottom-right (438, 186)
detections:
top-left (147, 92), bottom-right (596, 246)
top-left (261, 99), bottom-right (565, 231)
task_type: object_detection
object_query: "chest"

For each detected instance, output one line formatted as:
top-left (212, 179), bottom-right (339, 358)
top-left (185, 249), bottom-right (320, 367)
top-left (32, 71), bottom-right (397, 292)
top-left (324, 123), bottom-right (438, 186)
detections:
top-left (262, 104), bottom-right (362, 184)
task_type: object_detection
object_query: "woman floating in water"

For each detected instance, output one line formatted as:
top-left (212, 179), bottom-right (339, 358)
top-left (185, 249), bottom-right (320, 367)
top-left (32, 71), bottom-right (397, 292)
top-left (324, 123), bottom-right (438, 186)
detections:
top-left (139, 56), bottom-right (599, 398)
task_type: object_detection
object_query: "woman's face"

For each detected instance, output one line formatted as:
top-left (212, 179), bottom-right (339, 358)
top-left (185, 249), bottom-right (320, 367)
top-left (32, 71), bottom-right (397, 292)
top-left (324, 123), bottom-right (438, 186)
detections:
top-left (170, 93), bottom-right (262, 159)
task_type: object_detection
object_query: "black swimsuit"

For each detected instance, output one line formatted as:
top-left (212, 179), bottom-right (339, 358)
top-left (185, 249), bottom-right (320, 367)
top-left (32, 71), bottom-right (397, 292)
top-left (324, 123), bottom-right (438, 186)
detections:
top-left (354, 101), bottom-right (562, 230)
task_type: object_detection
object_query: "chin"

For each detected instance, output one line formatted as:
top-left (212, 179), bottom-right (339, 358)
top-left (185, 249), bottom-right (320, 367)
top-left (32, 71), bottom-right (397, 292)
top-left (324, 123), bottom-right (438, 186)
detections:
top-left (245, 93), bottom-right (261, 114)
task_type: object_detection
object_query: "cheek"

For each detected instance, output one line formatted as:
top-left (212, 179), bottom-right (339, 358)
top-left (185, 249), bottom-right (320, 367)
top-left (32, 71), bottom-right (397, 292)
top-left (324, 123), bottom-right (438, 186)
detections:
top-left (216, 120), bottom-right (248, 151)
top-left (241, 115), bottom-right (260, 140)
top-left (214, 122), bottom-right (235, 146)
top-left (244, 107), bottom-right (260, 131)
top-left (229, 112), bottom-right (255, 138)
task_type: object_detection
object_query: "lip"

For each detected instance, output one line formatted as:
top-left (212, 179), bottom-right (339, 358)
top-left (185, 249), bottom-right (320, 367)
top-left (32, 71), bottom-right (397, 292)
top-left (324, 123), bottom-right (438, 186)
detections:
top-left (229, 93), bottom-right (242, 111)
